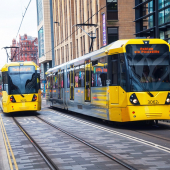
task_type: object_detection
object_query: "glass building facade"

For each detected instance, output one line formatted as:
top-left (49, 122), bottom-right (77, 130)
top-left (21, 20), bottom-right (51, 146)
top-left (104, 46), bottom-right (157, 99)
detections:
top-left (38, 27), bottom-right (44, 58)
top-left (134, 0), bottom-right (170, 43)
top-left (37, 0), bottom-right (43, 26)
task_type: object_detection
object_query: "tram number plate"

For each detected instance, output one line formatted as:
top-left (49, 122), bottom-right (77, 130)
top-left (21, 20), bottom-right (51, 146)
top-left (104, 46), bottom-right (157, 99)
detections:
top-left (21, 99), bottom-right (26, 102)
top-left (148, 100), bottom-right (159, 104)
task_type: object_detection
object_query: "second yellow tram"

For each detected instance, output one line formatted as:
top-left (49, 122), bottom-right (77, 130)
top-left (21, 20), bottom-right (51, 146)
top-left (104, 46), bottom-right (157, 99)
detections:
top-left (46, 39), bottom-right (170, 122)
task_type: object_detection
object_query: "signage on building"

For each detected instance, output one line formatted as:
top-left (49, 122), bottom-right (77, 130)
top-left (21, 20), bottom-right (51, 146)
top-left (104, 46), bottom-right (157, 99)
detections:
top-left (102, 13), bottom-right (107, 46)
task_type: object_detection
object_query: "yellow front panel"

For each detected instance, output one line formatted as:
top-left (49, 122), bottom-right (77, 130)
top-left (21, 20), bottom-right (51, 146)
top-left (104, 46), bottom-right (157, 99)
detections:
top-left (2, 93), bottom-right (41, 113)
top-left (126, 105), bottom-right (170, 121)
top-left (108, 86), bottom-right (170, 122)
top-left (127, 92), bottom-right (168, 106)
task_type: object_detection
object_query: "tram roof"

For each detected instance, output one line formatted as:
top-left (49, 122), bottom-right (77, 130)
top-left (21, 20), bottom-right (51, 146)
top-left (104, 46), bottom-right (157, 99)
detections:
top-left (46, 38), bottom-right (169, 74)
top-left (1, 61), bottom-right (39, 72)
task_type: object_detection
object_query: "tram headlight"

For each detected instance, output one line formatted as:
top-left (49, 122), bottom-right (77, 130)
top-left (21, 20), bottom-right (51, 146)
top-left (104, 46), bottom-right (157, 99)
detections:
top-left (32, 94), bottom-right (37, 101)
top-left (165, 93), bottom-right (170, 104)
top-left (10, 96), bottom-right (16, 103)
top-left (130, 93), bottom-right (140, 105)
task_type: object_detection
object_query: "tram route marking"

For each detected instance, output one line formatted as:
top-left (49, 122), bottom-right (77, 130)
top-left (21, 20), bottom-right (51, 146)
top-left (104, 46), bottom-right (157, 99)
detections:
top-left (0, 115), bottom-right (18, 170)
top-left (49, 110), bottom-right (170, 154)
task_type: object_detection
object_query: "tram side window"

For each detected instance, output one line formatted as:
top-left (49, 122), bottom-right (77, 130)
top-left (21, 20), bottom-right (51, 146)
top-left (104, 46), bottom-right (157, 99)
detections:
top-left (2, 72), bottom-right (8, 93)
top-left (120, 54), bottom-right (127, 91)
top-left (74, 65), bottom-right (85, 88)
top-left (37, 72), bottom-right (40, 90)
top-left (53, 73), bottom-right (58, 89)
top-left (60, 71), bottom-right (64, 88)
top-left (54, 73), bottom-right (58, 89)
top-left (92, 57), bottom-right (108, 87)
top-left (67, 69), bottom-right (70, 88)
top-left (47, 76), bottom-right (51, 89)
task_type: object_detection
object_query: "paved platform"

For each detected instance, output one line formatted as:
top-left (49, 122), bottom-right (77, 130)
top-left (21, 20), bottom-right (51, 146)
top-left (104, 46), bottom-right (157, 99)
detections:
top-left (0, 114), bottom-right (10, 170)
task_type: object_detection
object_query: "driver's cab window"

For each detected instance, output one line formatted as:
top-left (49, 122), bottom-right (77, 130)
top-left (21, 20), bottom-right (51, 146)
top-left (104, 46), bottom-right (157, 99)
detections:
top-left (2, 72), bottom-right (8, 93)
top-left (120, 54), bottom-right (127, 91)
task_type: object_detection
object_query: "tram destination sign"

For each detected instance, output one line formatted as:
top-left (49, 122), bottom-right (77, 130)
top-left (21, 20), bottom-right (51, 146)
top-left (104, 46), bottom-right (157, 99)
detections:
top-left (9, 66), bottom-right (35, 73)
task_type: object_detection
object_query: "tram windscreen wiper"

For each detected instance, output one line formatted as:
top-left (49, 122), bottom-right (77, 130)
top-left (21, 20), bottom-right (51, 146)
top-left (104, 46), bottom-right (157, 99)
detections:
top-left (130, 68), bottom-right (154, 97)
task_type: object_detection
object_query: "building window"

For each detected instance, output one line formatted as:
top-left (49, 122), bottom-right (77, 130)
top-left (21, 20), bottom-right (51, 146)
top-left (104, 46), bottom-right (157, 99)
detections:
top-left (159, 7), bottom-right (170, 25)
top-left (159, 0), bottom-right (170, 10)
top-left (159, 10), bottom-right (165, 25)
top-left (108, 27), bottom-right (118, 44)
top-left (38, 27), bottom-right (44, 58)
top-left (37, 0), bottom-right (43, 26)
top-left (107, 0), bottom-right (118, 20)
top-left (165, 8), bottom-right (170, 23)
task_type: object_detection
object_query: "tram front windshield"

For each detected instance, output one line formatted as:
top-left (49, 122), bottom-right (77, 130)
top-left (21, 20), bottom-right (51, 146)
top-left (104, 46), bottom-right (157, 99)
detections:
top-left (126, 44), bottom-right (170, 92)
top-left (8, 66), bottom-right (37, 95)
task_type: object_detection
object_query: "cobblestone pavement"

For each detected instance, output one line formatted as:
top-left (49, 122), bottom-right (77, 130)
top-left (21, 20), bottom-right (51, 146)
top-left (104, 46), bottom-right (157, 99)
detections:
top-left (38, 109), bottom-right (170, 170)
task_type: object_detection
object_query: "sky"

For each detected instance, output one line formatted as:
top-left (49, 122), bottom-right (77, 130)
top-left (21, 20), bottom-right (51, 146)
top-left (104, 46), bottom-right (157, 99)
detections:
top-left (0, 0), bottom-right (37, 69)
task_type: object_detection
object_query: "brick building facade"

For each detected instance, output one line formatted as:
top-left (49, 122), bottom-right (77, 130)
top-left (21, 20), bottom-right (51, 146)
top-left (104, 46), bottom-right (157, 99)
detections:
top-left (11, 34), bottom-right (38, 64)
top-left (52, 0), bottom-right (135, 66)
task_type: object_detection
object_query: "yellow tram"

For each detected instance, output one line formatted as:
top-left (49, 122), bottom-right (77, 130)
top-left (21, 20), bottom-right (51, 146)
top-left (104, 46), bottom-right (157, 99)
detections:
top-left (46, 39), bottom-right (170, 122)
top-left (0, 62), bottom-right (41, 113)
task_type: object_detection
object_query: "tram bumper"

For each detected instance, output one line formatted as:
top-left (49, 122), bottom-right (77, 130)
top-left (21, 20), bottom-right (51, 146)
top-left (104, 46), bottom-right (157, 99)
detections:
top-left (109, 105), bottom-right (170, 122)
top-left (8, 102), bottom-right (39, 112)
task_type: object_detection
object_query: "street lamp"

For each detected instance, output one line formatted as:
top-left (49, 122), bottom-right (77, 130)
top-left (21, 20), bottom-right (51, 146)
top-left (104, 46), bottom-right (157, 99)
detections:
top-left (72, 24), bottom-right (98, 52)
top-left (2, 46), bottom-right (19, 63)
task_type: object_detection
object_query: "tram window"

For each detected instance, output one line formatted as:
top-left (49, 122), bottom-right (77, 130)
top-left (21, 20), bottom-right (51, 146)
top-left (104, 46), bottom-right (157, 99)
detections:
top-left (47, 76), bottom-right (51, 89)
top-left (60, 70), bottom-right (64, 88)
top-left (92, 57), bottom-right (108, 87)
top-left (74, 65), bottom-right (85, 88)
top-left (111, 60), bottom-right (118, 85)
top-left (2, 72), bottom-right (8, 93)
top-left (52, 73), bottom-right (57, 89)
top-left (120, 54), bottom-right (127, 91)
top-left (37, 72), bottom-right (40, 90)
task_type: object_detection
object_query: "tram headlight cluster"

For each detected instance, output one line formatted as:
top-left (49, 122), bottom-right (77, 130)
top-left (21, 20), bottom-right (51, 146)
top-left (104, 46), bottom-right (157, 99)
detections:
top-left (130, 93), bottom-right (140, 105)
top-left (32, 94), bottom-right (37, 101)
top-left (10, 96), bottom-right (16, 103)
top-left (165, 93), bottom-right (170, 104)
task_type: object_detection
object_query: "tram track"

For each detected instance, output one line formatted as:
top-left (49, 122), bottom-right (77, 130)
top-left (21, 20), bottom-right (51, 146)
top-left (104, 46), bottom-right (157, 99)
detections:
top-left (36, 116), bottom-right (136, 170)
top-left (13, 117), bottom-right (59, 170)
top-left (13, 115), bottom-right (136, 170)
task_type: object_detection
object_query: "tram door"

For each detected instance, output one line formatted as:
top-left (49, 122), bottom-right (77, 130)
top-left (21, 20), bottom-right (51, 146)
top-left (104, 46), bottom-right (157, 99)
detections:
top-left (58, 69), bottom-right (61, 99)
top-left (50, 75), bottom-right (53, 98)
top-left (85, 60), bottom-right (91, 102)
top-left (70, 65), bottom-right (74, 100)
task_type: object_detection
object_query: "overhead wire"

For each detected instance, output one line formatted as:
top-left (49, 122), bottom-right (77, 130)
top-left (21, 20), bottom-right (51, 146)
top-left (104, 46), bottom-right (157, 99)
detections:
top-left (15, 0), bottom-right (32, 40)
top-left (11, 0), bottom-right (32, 61)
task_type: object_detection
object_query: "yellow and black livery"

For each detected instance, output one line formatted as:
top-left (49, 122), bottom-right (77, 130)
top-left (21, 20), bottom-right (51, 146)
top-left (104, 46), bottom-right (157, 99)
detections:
top-left (46, 39), bottom-right (170, 122)
top-left (0, 62), bottom-right (41, 113)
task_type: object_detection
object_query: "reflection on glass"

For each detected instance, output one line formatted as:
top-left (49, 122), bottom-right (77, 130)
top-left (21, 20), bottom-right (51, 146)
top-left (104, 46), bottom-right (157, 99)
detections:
top-left (126, 44), bottom-right (170, 92)
top-left (159, 0), bottom-right (164, 9)
top-left (9, 66), bottom-right (37, 95)
top-left (148, 15), bottom-right (154, 28)
top-left (165, 8), bottom-right (170, 23)
top-left (159, 11), bottom-right (164, 25)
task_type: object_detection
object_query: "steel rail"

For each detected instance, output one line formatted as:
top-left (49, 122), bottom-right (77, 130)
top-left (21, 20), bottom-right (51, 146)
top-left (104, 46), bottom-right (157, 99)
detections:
top-left (37, 116), bottom-right (137, 170)
top-left (13, 117), bottom-right (59, 170)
